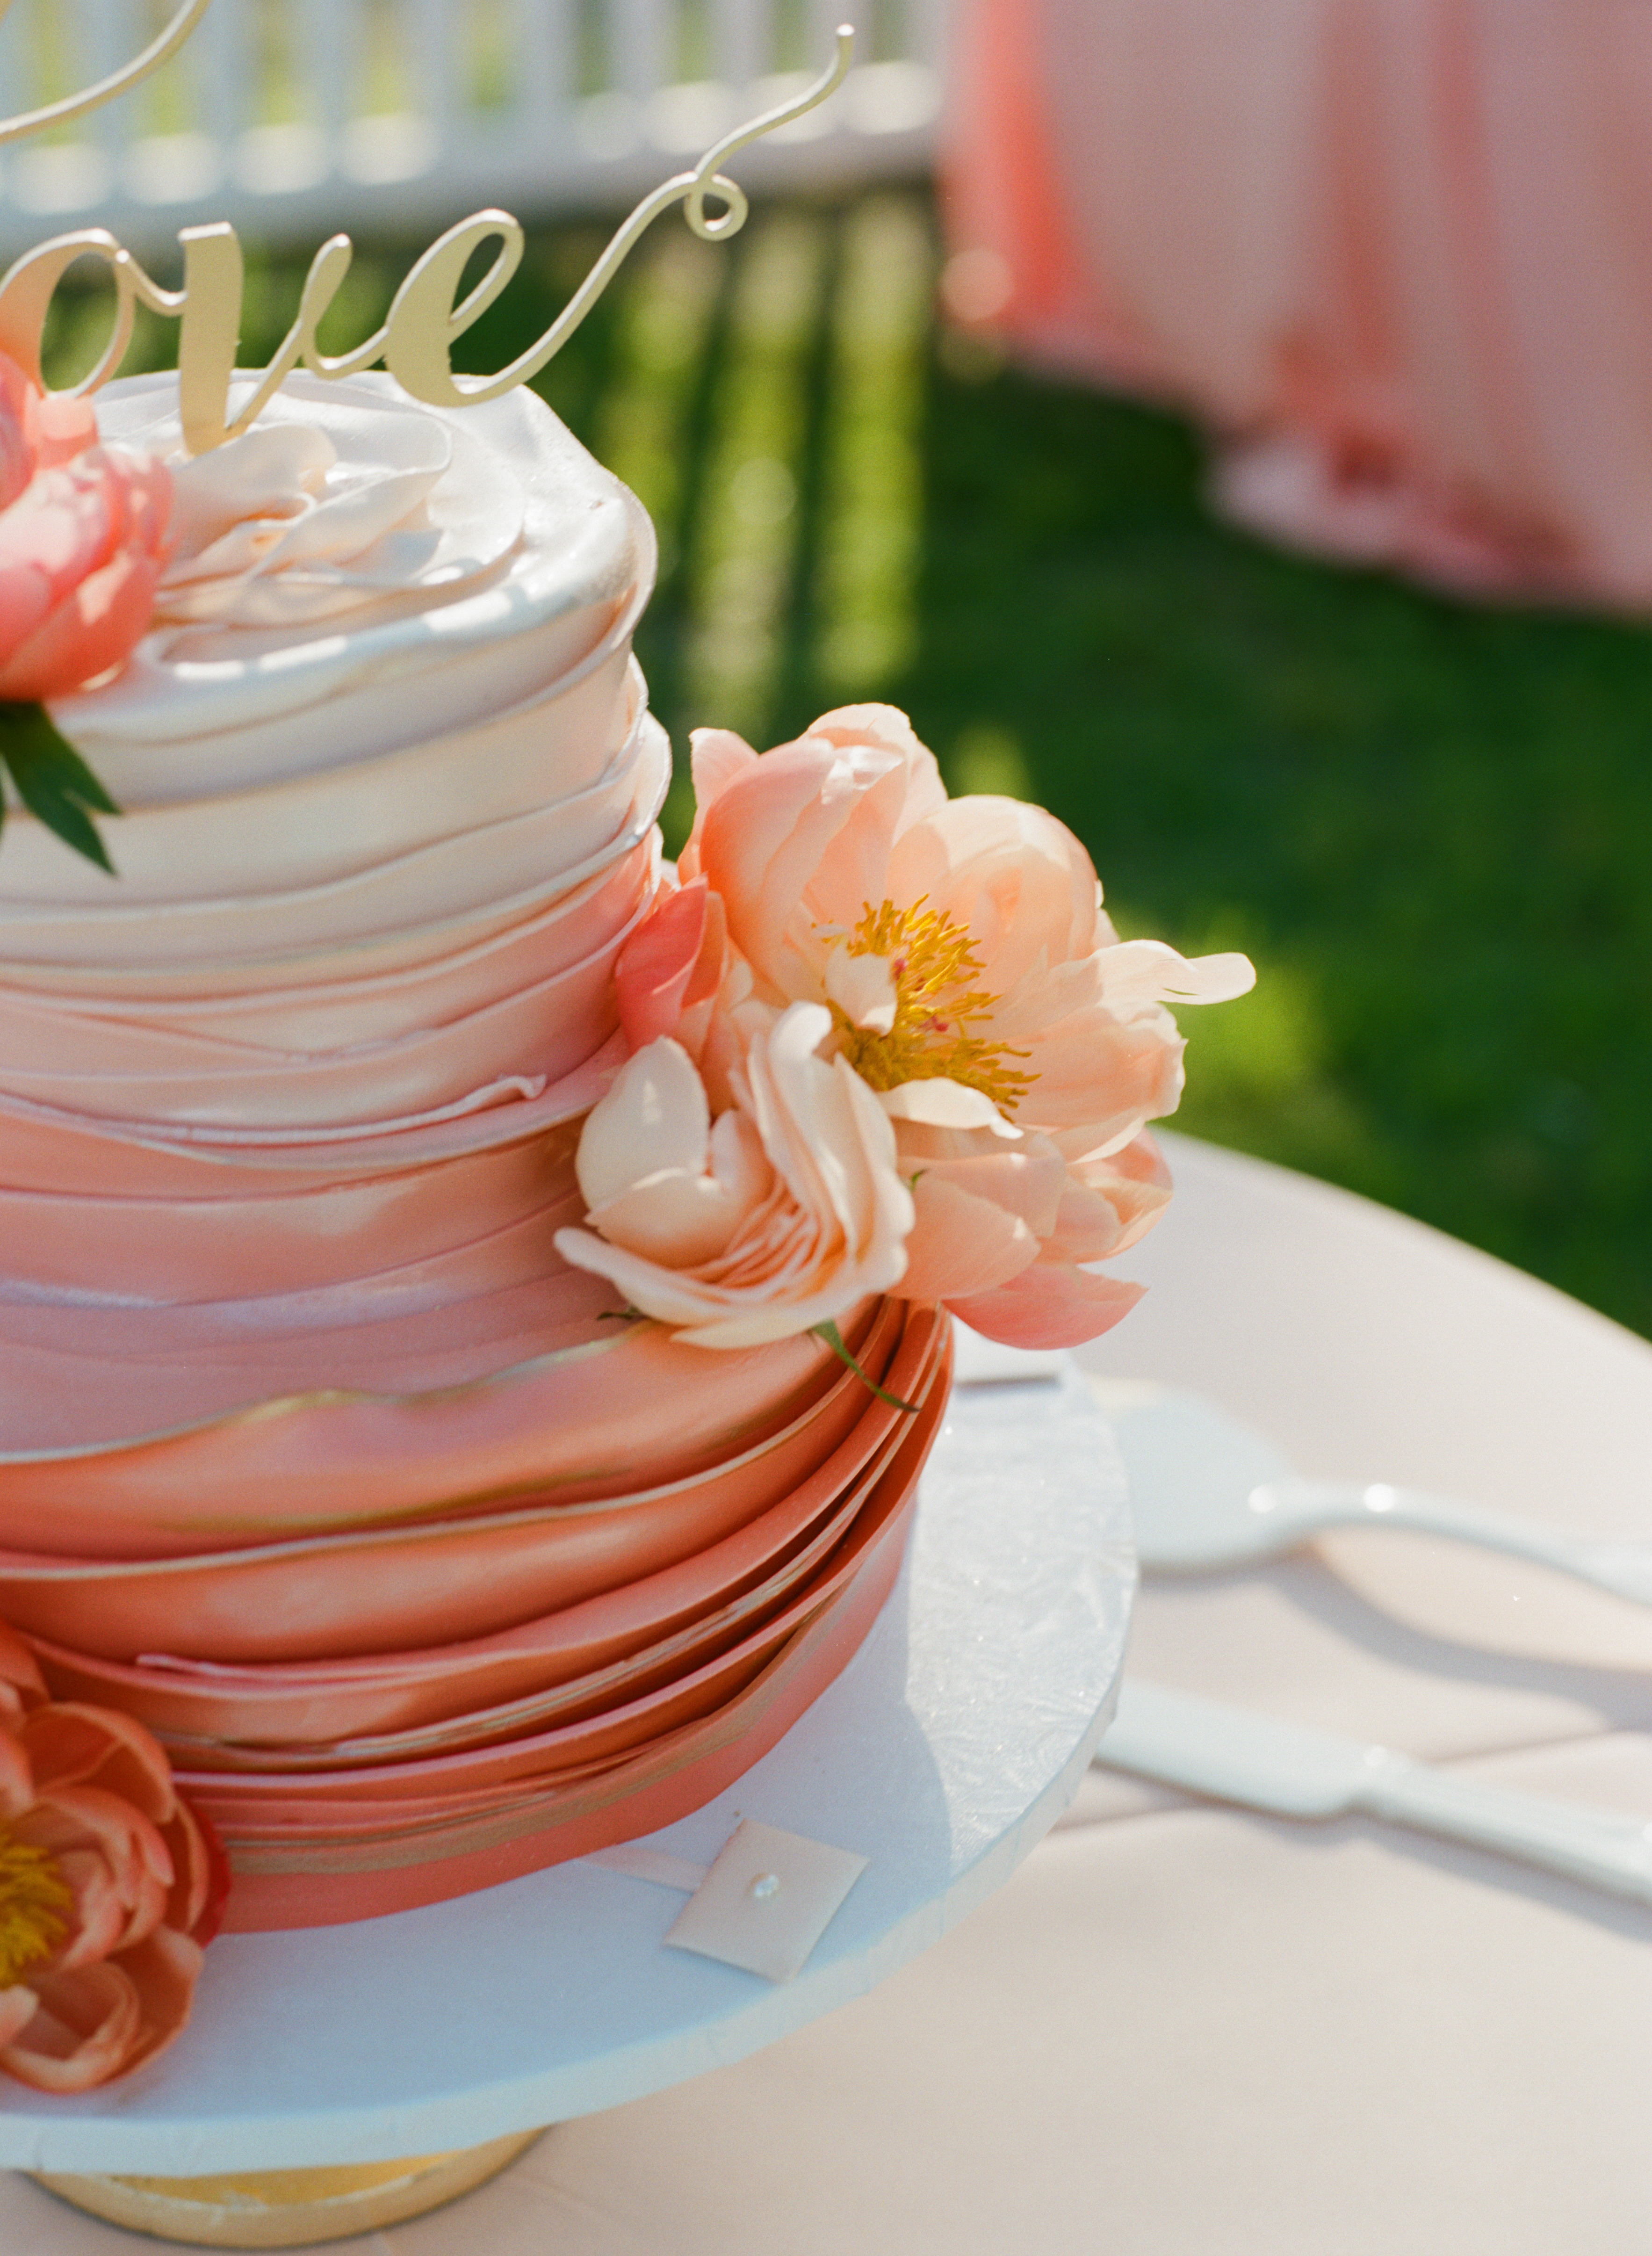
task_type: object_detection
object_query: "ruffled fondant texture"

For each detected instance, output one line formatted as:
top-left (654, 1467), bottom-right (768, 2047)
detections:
top-left (0, 375), bottom-right (947, 1926)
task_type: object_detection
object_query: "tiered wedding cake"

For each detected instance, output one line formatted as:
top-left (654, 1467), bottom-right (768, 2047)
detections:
top-left (0, 370), bottom-right (952, 1932)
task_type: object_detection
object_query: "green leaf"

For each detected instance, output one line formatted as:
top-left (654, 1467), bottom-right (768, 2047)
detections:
top-left (0, 703), bottom-right (121, 874)
top-left (811, 1318), bottom-right (919, 1414)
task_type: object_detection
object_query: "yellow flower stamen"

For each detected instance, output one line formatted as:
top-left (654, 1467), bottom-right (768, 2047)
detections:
top-left (0, 1833), bottom-right (72, 1988)
top-left (826, 897), bottom-right (1034, 1114)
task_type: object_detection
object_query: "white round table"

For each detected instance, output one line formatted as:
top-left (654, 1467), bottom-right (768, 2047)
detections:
top-left (11, 1129), bottom-right (1652, 2252)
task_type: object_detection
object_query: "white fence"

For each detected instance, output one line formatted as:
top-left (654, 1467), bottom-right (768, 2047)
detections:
top-left (0, 0), bottom-right (947, 257)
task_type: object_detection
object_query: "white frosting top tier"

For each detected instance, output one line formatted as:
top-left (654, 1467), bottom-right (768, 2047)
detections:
top-left (50, 371), bottom-right (644, 806)
top-left (0, 367), bottom-right (671, 1440)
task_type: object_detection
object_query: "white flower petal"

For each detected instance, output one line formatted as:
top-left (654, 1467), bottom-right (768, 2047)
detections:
top-left (1099, 940), bottom-right (1257, 1009)
top-left (574, 1038), bottom-right (709, 1210)
top-left (707, 1106), bottom-right (773, 1210)
top-left (878, 1077), bottom-right (1023, 1138)
top-left (586, 1165), bottom-right (758, 1266)
top-left (823, 947), bottom-right (898, 1034)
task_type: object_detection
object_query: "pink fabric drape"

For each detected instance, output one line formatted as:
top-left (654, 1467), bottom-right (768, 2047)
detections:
top-left (945, 0), bottom-right (1652, 604)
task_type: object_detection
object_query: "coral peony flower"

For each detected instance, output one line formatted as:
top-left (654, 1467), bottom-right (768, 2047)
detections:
top-left (555, 1001), bottom-right (914, 1348)
top-left (0, 451), bottom-right (172, 704)
top-left (0, 1623), bottom-right (224, 2093)
top-left (0, 351), bottom-right (170, 704)
top-left (673, 704), bottom-right (1255, 1346)
top-left (0, 356), bottom-right (99, 512)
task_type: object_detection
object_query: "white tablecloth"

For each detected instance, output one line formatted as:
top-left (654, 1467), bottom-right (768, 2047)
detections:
top-left (10, 1131), bottom-right (1652, 2251)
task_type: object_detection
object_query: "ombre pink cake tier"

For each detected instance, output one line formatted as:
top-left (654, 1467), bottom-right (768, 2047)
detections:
top-left (0, 373), bottom-right (949, 1924)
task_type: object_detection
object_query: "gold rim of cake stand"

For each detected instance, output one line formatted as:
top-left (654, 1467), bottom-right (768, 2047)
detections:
top-left (29, 2128), bottom-right (545, 2248)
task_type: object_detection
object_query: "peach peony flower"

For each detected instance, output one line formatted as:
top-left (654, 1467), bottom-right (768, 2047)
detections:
top-left (555, 1001), bottom-right (914, 1348)
top-left (0, 1623), bottom-right (224, 2093)
top-left (672, 704), bottom-right (1255, 1346)
top-left (0, 351), bottom-right (170, 704)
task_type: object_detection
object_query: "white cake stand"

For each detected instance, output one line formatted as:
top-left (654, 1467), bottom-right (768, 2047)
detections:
top-left (0, 1369), bottom-right (1133, 2242)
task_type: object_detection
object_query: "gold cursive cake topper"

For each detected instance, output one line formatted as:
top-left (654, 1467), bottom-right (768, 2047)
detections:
top-left (0, 5), bottom-right (858, 875)
top-left (0, 8), bottom-right (856, 454)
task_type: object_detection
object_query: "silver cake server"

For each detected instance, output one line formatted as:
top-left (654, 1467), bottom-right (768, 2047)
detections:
top-left (1089, 1381), bottom-right (1652, 1606)
top-left (1100, 1681), bottom-right (1652, 1905)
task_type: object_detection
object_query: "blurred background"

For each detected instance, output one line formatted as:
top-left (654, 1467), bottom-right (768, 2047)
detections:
top-left (8, 0), bottom-right (1652, 1339)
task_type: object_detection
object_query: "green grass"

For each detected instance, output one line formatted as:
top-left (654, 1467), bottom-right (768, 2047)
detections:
top-left (48, 189), bottom-right (1652, 1336)
top-left (910, 339), bottom-right (1652, 1338)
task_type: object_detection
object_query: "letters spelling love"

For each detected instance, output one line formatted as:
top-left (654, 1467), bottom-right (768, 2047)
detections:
top-left (0, 208), bottom-right (604, 457)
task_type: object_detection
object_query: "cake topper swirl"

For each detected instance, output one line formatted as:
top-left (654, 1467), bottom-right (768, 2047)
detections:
top-left (0, 0), bottom-right (212, 148)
